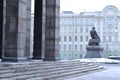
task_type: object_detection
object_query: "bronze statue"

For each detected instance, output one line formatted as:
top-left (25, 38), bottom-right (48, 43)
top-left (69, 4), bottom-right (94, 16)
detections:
top-left (88, 27), bottom-right (100, 46)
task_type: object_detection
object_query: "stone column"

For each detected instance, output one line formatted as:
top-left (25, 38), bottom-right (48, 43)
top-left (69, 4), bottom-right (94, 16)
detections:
top-left (2, 0), bottom-right (31, 62)
top-left (0, 0), bottom-right (3, 58)
top-left (25, 1), bottom-right (31, 58)
top-left (42, 0), bottom-right (46, 59)
top-left (32, 0), bottom-right (43, 59)
top-left (43, 0), bottom-right (60, 61)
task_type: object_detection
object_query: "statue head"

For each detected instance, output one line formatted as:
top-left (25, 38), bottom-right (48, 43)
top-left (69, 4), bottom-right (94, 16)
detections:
top-left (92, 27), bottom-right (95, 29)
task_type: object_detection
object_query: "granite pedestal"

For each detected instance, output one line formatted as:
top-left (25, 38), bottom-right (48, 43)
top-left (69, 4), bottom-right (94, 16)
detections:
top-left (85, 46), bottom-right (104, 58)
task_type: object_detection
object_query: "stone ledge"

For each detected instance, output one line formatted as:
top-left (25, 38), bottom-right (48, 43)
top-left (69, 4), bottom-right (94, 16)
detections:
top-left (86, 46), bottom-right (104, 50)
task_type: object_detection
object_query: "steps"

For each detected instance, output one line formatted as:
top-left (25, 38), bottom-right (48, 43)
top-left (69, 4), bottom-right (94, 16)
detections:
top-left (0, 60), bottom-right (104, 80)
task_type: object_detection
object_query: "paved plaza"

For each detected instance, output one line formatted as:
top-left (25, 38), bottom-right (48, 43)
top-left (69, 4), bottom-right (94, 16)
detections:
top-left (65, 63), bottom-right (120, 80)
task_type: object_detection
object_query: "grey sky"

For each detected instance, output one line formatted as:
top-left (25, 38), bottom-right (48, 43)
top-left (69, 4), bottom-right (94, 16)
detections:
top-left (60, 0), bottom-right (120, 13)
top-left (31, 0), bottom-right (120, 13)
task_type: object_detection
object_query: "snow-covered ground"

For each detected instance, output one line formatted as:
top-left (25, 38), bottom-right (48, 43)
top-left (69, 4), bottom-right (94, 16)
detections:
top-left (80, 58), bottom-right (120, 64)
top-left (61, 58), bottom-right (120, 64)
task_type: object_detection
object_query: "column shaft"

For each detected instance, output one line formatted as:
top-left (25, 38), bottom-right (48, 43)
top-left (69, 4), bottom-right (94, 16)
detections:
top-left (43, 0), bottom-right (60, 61)
top-left (2, 0), bottom-right (31, 62)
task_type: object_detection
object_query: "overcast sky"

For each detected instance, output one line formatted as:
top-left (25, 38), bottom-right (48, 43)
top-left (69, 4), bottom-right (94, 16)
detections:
top-left (60, 0), bottom-right (120, 13)
top-left (31, 0), bottom-right (120, 13)
top-left (31, 0), bottom-right (34, 13)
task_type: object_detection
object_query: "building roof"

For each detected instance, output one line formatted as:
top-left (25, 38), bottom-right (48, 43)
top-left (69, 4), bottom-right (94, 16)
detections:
top-left (62, 11), bottom-right (74, 14)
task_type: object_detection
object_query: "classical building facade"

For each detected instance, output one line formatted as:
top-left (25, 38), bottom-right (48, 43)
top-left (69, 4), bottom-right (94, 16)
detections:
top-left (0, 0), bottom-right (60, 62)
top-left (59, 5), bottom-right (120, 60)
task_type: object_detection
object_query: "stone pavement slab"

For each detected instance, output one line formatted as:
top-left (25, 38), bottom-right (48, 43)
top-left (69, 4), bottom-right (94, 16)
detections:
top-left (65, 64), bottom-right (120, 80)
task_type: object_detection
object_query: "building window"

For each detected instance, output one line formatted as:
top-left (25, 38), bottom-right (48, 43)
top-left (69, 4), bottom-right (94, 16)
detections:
top-left (115, 36), bottom-right (118, 41)
top-left (69, 27), bottom-right (71, 33)
top-left (75, 28), bottom-right (77, 33)
top-left (64, 36), bottom-right (66, 42)
top-left (97, 27), bottom-right (100, 33)
top-left (69, 36), bottom-right (71, 42)
top-left (86, 36), bottom-right (88, 41)
top-left (103, 36), bottom-right (106, 41)
top-left (107, 24), bottom-right (112, 33)
top-left (86, 28), bottom-right (88, 33)
top-left (69, 18), bottom-right (71, 21)
top-left (75, 45), bottom-right (77, 51)
top-left (69, 45), bottom-right (72, 51)
top-left (86, 19), bottom-right (88, 24)
top-left (112, 36), bottom-right (114, 41)
top-left (80, 36), bottom-right (83, 42)
top-left (64, 45), bottom-right (66, 51)
top-left (109, 36), bottom-right (112, 42)
top-left (64, 54), bottom-right (66, 57)
top-left (80, 45), bottom-right (83, 50)
top-left (59, 45), bottom-right (61, 51)
top-left (69, 54), bottom-right (71, 57)
top-left (59, 36), bottom-right (61, 41)
top-left (80, 28), bottom-right (83, 33)
top-left (97, 19), bottom-right (100, 25)
top-left (75, 36), bottom-right (77, 41)
top-left (64, 27), bottom-right (67, 32)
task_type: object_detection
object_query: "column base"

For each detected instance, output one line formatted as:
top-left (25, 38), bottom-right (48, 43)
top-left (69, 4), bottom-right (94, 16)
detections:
top-left (2, 57), bottom-right (29, 62)
top-left (43, 58), bottom-right (60, 61)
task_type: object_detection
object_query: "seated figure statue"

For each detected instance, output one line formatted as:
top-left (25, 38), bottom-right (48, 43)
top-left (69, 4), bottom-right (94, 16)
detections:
top-left (88, 27), bottom-right (100, 46)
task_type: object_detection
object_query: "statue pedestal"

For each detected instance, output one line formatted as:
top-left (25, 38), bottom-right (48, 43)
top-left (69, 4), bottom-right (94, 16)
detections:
top-left (85, 46), bottom-right (104, 58)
